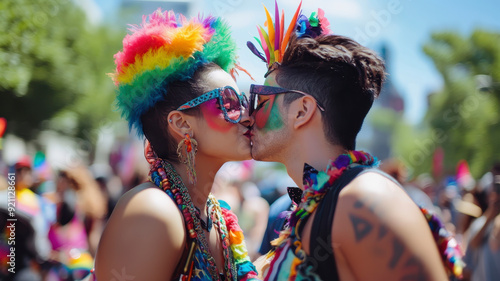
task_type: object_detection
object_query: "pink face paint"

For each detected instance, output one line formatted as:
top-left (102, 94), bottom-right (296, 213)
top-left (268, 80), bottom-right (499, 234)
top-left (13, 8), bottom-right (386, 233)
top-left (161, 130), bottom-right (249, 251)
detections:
top-left (200, 99), bottom-right (233, 133)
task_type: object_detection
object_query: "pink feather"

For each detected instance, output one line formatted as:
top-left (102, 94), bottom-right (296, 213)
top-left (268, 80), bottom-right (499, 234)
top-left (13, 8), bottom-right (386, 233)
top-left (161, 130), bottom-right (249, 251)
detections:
top-left (318, 8), bottom-right (332, 34)
top-left (257, 26), bottom-right (270, 63)
top-left (274, 0), bottom-right (280, 52)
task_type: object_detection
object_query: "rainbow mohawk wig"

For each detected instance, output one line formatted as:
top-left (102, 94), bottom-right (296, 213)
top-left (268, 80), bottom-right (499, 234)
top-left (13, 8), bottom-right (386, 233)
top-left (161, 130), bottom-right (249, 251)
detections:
top-left (247, 0), bottom-right (331, 68)
top-left (112, 9), bottom-right (239, 134)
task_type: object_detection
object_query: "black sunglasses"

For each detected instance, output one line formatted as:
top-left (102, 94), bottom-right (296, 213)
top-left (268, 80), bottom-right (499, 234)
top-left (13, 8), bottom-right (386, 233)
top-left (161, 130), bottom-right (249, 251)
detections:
top-left (248, 84), bottom-right (325, 116)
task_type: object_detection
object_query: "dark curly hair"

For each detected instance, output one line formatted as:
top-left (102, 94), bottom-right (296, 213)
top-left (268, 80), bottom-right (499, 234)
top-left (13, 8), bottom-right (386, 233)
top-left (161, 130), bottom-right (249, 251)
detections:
top-left (275, 34), bottom-right (386, 150)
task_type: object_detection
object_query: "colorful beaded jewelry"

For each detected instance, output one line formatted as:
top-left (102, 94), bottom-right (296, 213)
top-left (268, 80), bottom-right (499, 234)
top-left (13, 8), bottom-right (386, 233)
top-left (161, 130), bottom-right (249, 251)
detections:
top-left (266, 151), bottom-right (377, 280)
top-left (177, 133), bottom-right (198, 185)
top-left (150, 159), bottom-right (228, 280)
top-left (421, 208), bottom-right (465, 278)
top-left (149, 159), bottom-right (258, 281)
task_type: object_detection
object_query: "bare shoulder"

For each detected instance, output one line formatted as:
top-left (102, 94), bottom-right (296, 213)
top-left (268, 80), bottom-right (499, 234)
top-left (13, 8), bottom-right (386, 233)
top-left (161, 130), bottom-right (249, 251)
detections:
top-left (112, 182), bottom-right (181, 217)
top-left (332, 171), bottom-right (447, 281)
top-left (105, 182), bottom-right (185, 232)
top-left (95, 182), bottom-right (186, 281)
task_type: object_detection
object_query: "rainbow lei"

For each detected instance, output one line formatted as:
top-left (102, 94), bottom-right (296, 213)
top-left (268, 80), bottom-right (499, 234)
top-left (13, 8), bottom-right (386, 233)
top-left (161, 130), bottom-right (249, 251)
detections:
top-left (247, 0), bottom-right (331, 68)
top-left (266, 151), bottom-right (377, 280)
top-left (220, 205), bottom-right (260, 281)
top-left (149, 160), bottom-right (258, 280)
top-left (112, 9), bottom-right (247, 135)
top-left (421, 208), bottom-right (465, 278)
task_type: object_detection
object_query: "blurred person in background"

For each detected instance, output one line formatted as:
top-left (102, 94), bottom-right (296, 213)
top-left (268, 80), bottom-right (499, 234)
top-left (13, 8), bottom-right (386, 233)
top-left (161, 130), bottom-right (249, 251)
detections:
top-left (256, 167), bottom-right (298, 256)
top-left (94, 9), bottom-right (259, 281)
top-left (246, 2), bottom-right (461, 280)
top-left (258, 192), bottom-right (292, 256)
top-left (213, 179), bottom-right (269, 260)
top-left (449, 161), bottom-right (477, 235)
top-left (89, 163), bottom-right (123, 220)
top-left (44, 166), bottom-right (106, 280)
top-left (52, 167), bottom-right (107, 255)
top-left (0, 175), bottom-right (7, 190)
top-left (453, 169), bottom-right (487, 246)
top-left (463, 163), bottom-right (500, 281)
top-left (437, 178), bottom-right (462, 235)
top-left (245, 166), bottom-right (296, 256)
top-left (0, 156), bottom-right (52, 281)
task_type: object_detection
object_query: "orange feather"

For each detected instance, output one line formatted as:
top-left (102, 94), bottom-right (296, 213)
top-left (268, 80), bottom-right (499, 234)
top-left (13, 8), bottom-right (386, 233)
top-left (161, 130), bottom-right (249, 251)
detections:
top-left (280, 0), bottom-right (302, 55)
top-left (263, 4), bottom-right (275, 52)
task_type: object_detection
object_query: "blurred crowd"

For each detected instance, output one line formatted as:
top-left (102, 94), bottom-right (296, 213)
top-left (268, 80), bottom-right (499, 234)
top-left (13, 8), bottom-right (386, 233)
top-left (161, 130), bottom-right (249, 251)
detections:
top-left (378, 158), bottom-right (500, 281)
top-left (0, 142), bottom-right (149, 280)
top-left (0, 149), bottom-right (499, 280)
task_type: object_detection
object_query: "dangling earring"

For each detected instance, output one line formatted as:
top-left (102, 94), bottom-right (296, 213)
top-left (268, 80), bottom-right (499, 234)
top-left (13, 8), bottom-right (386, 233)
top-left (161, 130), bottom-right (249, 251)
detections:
top-left (177, 133), bottom-right (198, 185)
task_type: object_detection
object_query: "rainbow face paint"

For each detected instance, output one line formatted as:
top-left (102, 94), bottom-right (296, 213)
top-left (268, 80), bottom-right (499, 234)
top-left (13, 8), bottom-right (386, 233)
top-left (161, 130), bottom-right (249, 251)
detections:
top-left (254, 95), bottom-right (284, 131)
top-left (253, 73), bottom-right (285, 131)
top-left (200, 99), bottom-right (233, 133)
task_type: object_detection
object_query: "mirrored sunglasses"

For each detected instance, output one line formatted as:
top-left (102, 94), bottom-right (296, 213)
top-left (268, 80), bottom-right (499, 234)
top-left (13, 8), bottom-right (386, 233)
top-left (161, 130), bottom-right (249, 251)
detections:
top-left (177, 86), bottom-right (249, 123)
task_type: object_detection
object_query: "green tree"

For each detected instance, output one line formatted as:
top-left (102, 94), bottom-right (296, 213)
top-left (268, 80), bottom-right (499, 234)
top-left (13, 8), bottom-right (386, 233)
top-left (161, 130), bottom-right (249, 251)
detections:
top-left (392, 30), bottom-right (500, 179)
top-left (0, 0), bottom-right (123, 143)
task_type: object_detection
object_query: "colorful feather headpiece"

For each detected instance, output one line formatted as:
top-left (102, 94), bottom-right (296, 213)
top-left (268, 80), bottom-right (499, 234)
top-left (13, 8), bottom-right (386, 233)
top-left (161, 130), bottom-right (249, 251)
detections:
top-left (247, 0), bottom-right (332, 69)
top-left (112, 9), bottom-right (243, 134)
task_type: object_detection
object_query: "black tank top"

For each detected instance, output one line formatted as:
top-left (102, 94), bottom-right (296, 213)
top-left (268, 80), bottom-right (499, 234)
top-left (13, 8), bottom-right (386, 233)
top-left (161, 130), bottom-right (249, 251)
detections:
top-left (301, 166), bottom-right (400, 281)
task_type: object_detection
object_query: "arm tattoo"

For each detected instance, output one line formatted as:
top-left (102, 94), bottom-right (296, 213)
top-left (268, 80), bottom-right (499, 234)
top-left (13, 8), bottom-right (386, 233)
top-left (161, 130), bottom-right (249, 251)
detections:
top-left (388, 238), bottom-right (404, 269)
top-left (350, 199), bottom-right (428, 279)
top-left (354, 200), bottom-right (364, 209)
top-left (378, 225), bottom-right (388, 240)
top-left (349, 214), bottom-right (373, 242)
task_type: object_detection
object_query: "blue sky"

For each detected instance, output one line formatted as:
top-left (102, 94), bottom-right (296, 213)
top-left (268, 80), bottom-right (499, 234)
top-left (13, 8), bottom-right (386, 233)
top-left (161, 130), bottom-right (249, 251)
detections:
top-left (94, 0), bottom-right (500, 123)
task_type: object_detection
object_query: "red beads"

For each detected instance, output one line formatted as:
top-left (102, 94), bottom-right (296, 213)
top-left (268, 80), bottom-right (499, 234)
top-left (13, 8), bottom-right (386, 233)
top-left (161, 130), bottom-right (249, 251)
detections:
top-left (184, 134), bottom-right (192, 152)
top-left (150, 160), bottom-right (199, 240)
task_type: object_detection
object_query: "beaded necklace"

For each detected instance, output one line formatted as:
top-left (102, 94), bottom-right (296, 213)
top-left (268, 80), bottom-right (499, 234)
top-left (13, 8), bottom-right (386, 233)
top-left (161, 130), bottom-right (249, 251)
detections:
top-left (291, 151), bottom-right (376, 240)
top-left (266, 151), bottom-right (377, 280)
top-left (150, 159), bottom-right (237, 280)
